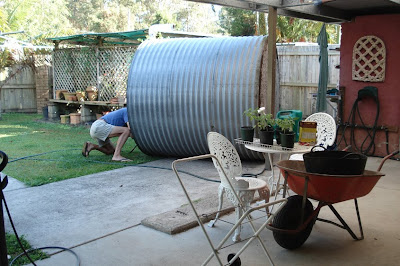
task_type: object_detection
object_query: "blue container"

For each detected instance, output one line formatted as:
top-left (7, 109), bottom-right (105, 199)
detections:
top-left (276, 110), bottom-right (303, 142)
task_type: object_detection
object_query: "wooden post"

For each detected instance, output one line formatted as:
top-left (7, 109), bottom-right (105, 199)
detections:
top-left (267, 6), bottom-right (277, 116)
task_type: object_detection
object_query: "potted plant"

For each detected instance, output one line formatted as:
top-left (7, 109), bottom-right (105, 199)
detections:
top-left (257, 107), bottom-right (275, 145)
top-left (76, 90), bottom-right (86, 101)
top-left (274, 119), bottom-right (282, 145)
top-left (86, 86), bottom-right (98, 101)
top-left (241, 108), bottom-right (258, 142)
top-left (276, 117), bottom-right (295, 148)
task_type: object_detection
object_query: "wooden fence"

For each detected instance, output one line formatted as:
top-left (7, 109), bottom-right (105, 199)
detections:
top-left (0, 65), bottom-right (37, 113)
top-left (277, 43), bottom-right (340, 119)
top-left (1, 43), bottom-right (340, 120)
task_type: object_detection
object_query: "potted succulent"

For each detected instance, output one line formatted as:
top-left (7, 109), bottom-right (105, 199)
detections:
top-left (276, 117), bottom-right (295, 148)
top-left (257, 107), bottom-right (275, 145)
top-left (242, 108), bottom-right (259, 142)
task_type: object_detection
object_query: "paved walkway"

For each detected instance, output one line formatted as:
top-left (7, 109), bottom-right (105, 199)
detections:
top-left (2, 156), bottom-right (400, 265)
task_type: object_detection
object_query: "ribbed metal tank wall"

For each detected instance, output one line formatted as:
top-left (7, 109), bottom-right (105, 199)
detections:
top-left (127, 36), bottom-right (267, 159)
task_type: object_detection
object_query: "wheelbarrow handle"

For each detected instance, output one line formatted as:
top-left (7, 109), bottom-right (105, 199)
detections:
top-left (377, 150), bottom-right (399, 172)
top-left (0, 151), bottom-right (8, 173)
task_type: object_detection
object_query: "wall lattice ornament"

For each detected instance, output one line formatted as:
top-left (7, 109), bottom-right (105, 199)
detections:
top-left (352, 35), bottom-right (386, 82)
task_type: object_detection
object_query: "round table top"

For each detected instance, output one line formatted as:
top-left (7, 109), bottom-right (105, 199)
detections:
top-left (241, 139), bottom-right (313, 154)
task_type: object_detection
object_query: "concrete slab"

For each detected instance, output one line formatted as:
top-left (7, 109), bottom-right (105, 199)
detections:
top-left (141, 191), bottom-right (234, 235)
top-left (1, 173), bottom-right (26, 192)
top-left (3, 156), bottom-right (400, 266)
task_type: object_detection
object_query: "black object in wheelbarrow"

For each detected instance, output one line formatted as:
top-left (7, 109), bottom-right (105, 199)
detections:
top-left (303, 148), bottom-right (367, 175)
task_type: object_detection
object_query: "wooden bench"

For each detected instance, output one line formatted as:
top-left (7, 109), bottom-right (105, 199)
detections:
top-left (48, 99), bottom-right (126, 123)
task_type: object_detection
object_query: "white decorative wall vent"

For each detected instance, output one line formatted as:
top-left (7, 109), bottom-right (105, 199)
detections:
top-left (352, 35), bottom-right (386, 82)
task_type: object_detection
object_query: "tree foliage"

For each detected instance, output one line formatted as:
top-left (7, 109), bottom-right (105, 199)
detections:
top-left (1, 1), bottom-right (339, 46)
top-left (219, 6), bottom-right (339, 44)
top-left (219, 7), bottom-right (256, 36)
top-left (2, 0), bottom-right (74, 44)
top-left (0, 0), bottom-right (219, 45)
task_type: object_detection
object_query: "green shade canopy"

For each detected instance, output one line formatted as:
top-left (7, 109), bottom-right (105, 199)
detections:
top-left (47, 29), bottom-right (148, 46)
top-left (316, 23), bottom-right (328, 112)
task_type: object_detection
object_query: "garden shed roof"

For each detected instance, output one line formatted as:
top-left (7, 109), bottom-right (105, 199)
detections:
top-left (48, 29), bottom-right (148, 47)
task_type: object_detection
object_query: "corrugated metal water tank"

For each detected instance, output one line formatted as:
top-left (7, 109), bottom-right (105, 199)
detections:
top-left (127, 36), bottom-right (268, 159)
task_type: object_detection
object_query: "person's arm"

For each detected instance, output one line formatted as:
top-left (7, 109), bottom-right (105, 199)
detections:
top-left (127, 122), bottom-right (134, 139)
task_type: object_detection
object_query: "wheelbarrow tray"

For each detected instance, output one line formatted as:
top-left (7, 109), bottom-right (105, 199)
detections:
top-left (276, 160), bottom-right (385, 204)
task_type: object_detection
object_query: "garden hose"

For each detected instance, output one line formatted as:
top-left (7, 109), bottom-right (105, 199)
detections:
top-left (337, 86), bottom-right (385, 156)
top-left (7, 149), bottom-right (264, 183)
top-left (3, 149), bottom-right (265, 264)
top-left (1, 180), bottom-right (80, 266)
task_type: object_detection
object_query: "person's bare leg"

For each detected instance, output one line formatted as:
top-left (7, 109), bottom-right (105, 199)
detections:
top-left (84, 142), bottom-right (115, 156)
top-left (108, 127), bottom-right (131, 161)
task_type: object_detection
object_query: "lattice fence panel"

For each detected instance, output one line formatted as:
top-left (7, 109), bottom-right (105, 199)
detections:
top-left (98, 47), bottom-right (136, 101)
top-left (34, 54), bottom-right (52, 67)
top-left (53, 49), bottom-right (75, 92)
top-left (53, 48), bottom-right (96, 92)
top-left (71, 48), bottom-right (97, 92)
top-left (352, 35), bottom-right (386, 82)
top-left (53, 47), bottom-right (136, 100)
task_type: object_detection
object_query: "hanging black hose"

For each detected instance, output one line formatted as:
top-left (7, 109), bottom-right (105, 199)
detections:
top-left (337, 86), bottom-right (381, 156)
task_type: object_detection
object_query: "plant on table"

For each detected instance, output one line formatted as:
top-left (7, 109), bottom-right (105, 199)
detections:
top-left (276, 117), bottom-right (295, 133)
top-left (241, 108), bottom-right (259, 142)
top-left (276, 117), bottom-right (295, 148)
top-left (257, 107), bottom-right (275, 145)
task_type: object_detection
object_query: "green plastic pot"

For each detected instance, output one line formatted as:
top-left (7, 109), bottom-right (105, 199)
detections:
top-left (280, 131), bottom-right (295, 148)
top-left (240, 126), bottom-right (254, 142)
top-left (259, 129), bottom-right (274, 145)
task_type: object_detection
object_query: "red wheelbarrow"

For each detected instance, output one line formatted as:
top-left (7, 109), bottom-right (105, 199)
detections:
top-left (267, 151), bottom-right (399, 250)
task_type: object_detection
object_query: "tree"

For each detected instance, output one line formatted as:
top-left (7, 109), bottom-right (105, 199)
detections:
top-left (2, 0), bottom-right (74, 44)
top-left (219, 6), bottom-right (340, 44)
top-left (219, 7), bottom-right (256, 36)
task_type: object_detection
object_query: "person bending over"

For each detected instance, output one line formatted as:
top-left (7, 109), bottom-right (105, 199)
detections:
top-left (82, 107), bottom-right (132, 162)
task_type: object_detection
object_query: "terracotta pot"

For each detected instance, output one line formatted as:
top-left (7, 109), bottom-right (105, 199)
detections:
top-left (56, 90), bottom-right (68, 100)
top-left (86, 90), bottom-right (97, 101)
top-left (110, 97), bottom-right (119, 104)
top-left (63, 92), bottom-right (76, 101)
top-left (76, 91), bottom-right (86, 101)
top-left (70, 113), bottom-right (81, 124)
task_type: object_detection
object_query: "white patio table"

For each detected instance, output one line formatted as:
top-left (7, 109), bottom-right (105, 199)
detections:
top-left (235, 138), bottom-right (313, 202)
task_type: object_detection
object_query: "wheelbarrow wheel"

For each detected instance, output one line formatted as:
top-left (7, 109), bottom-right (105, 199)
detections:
top-left (272, 195), bottom-right (315, 250)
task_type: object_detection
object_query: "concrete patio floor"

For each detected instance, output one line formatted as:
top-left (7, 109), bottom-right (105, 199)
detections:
top-left (2, 155), bottom-right (399, 265)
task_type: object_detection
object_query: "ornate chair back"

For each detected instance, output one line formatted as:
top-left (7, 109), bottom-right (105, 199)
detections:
top-left (207, 132), bottom-right (242, 188)
top-left (305, 112), bottom-right (336, 148)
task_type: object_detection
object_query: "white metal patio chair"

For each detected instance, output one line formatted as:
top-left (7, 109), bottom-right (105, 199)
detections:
top-left (290, 112), bottom-right (337, 160)
top-left (206, 132), bottom-right (271, 242)
top-left (172, 153), bottom-right (287, 266)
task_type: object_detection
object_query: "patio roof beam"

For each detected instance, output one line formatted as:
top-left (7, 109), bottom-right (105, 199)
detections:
top-left (185, 0), bottom-right (352, 22)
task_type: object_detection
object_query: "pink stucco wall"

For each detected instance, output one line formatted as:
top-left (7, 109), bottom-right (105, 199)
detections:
top-left (339, 14), bottom-right (400, 157)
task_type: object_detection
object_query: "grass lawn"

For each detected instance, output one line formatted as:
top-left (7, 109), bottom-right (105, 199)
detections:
top-left (0, 113), bottom-right (158, 186)
top-left (5, 233), bottom-right (49, 266)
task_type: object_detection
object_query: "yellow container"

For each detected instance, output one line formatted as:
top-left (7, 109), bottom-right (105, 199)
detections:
top-left (299, 121), bottom-right (317, 143)
top-left (60, 115), bottom-right (70, 124)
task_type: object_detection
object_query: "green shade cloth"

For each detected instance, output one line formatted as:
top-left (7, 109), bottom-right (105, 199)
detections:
top-left (316, 23), bottom-right (328, 112)
top-left (47, 30), bottom-right (148, 46)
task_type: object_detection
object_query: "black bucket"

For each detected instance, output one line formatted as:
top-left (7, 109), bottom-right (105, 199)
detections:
top-left (42, 106), bottom-right (49, 120)
top-left (303, 148), bottom-right (367, 175)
